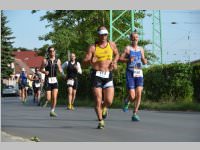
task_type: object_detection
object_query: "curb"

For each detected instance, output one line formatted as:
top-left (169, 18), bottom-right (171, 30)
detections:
top-left (1, 131), bottom-right (33, 142)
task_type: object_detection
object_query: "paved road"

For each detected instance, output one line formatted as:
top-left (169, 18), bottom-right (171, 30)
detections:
top-left (1, 96), bottom-right (200, 142)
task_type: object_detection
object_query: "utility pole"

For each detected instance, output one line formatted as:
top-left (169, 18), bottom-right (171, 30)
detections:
top-left (152, 10), bottom-right (163, 64)
top-left (188, 31), bottom-right (191, 63)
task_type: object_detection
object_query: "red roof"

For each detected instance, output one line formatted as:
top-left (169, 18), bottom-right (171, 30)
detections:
top-left (13, 51), bottom-right (37, 59)
top-left (13, 50), bottom-right (44, 69)
top-left (25, 56), bottom-right (43, 68)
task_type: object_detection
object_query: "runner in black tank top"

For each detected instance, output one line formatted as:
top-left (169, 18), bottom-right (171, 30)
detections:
top-left (44, 58), bottom-right (58, 90)
top-left (31, 67), bottom-right (42, 106)
top-left (62, 53), bottom-right (82, 110)
top-left (40, 46), bottom-right (65, 117)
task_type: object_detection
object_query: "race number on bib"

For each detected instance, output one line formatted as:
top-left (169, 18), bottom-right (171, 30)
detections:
top-left (133, 69), bottom-right (143, 77)
top-left (96, 71), bottom-right (109, 78)
top-left (35, 83), bottom-right (41, 88)
top-left (67, 79), bottom-right (74, 86)
top-left (48, 77), bottom-right (57, 84)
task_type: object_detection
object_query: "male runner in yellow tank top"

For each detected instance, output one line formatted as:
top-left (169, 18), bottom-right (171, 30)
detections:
top-left (83, 26), bottom-right (119, 129)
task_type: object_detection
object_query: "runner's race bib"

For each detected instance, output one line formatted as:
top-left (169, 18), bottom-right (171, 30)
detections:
top-left (133, 69), bottom-right (143, 77)
top-left (35, 83), bottom-right (41, 88)
top-left (67, 79), bottom-right (74, 86)
top-left (48, 77), bottom-right (57, 84)
top-left (96, 71), bottom-right (109, 78)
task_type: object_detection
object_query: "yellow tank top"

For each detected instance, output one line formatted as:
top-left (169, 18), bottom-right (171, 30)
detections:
top-left (95, 42), bottom-right (113, 62)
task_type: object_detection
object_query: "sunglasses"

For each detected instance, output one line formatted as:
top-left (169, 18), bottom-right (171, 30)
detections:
top-left (49, 50), bottom-right (55, 53)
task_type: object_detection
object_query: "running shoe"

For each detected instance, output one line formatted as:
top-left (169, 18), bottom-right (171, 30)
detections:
top-left (97, 120), bottom-right (105, 129)
top-left (71, 104), bottom-right (74, 110)
top-left (102, 107), bottom-right (108, 119)
top-left (123, 97), bottom-right (130, 112)
top-left (50, 111), bottom-right (57, 117)
top-left (131, 114), bottom-right (140, 121)
top-left (67, 104), bottom-right (72, 110)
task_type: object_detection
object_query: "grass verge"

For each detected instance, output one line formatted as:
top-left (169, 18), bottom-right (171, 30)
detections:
top-left (41, 96), bottom-right (200, 111)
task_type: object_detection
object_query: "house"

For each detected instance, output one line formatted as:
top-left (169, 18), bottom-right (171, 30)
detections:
top-left (13, 50), bottom-right (44, 73)
top-left (14, 50), bottom-right (45, 85)
top-left (3, 50), bottom-right (45, 87)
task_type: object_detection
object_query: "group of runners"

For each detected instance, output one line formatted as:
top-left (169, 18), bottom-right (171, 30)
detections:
top-left (17, 67), bottom-right (43, 105)
top-left (17, 25), bottom-right (147, 129)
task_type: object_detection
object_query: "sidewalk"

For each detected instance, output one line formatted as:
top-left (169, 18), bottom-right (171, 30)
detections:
top-left (1, 131), bottom-right (32, 142)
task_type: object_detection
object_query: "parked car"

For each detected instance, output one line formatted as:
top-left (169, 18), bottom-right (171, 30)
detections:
top-left (2, 85), bottom-right (19, 97)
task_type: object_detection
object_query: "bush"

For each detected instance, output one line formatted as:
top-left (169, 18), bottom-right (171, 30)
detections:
top-left (143, 63), bottom-right (193, 102)
top-left (192, 64), bottom-right (200, 102)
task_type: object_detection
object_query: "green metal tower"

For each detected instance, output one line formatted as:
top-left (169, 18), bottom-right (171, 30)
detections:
top-left (152, 10), bottom-right (163, 64)
top-left (109, 10), bottom-right (135, 42)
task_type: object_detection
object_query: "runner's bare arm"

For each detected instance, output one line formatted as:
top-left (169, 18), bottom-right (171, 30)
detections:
top-left (40, 59), bottom-right (48, 75)
top-left (140, 47), bottom-right (147, 65)
top-left (57, 59), bottom-right (65, 77)
top-left (77, 62), bottom-right (82, 74)
top-left (27, 74), bottom-right (33, 81)
top-left (30, 74), bottom-right (34, 81)
top-left (110, 42), bottom-right (119, 70)
top-left (110, 42), bottom-right (119, 63)
top-left (82, 45), bottom-right (95, 66)
top-left (119, 46), bottom-right (130, 63)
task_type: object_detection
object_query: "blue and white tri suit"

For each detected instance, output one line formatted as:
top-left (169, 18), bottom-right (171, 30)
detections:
top-left (126, 46), bottom-right (144, 89)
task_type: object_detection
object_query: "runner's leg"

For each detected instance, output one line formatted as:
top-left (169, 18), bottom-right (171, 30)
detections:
top-left (71, 89), bottom-right (77, 110)
top-left (67, 87), bottom-right (73, 109)
top-left (102, 87), bottom-right (114, 119)
top-left (52, 89), bottom-right (58, 110)
top-left (37, 90), bottom-right (41, 105)
top-left (49, 89), bottom-right (58, 117)
top-left (93, 88), bottom-right (103, 121)
top-left (134, 86), bottom-right (143, 114)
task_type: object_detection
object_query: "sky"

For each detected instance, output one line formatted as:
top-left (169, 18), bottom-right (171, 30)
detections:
top-left (4, 10), bottom-right (52, 49)
top-left (4, 10), bottom-right (200, 64)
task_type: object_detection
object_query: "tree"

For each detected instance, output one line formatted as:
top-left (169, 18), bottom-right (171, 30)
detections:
top-left (1, 11), bottom-right (15, 79)
top-left (33, 10), bottom-right (110, 61)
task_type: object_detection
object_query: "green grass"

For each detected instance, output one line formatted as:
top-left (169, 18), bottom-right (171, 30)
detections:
top-left (41, 96), bottom-right (200, 111)
top-left (140, 101), bottom-right (200, 111)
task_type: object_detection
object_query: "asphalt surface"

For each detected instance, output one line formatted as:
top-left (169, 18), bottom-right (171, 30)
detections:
top-left (1, 96), bottom-right (200, 142)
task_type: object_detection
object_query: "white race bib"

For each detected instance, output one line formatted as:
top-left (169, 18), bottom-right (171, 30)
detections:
top-left (96, 71), bottom-right (109, 78)
top-left (35, 83), bottom-right (41, 88)
top-left (48, 77), bottom-right (57, 84)
top-left (67, 79), bottom-right (74, 86)
top-left (133, 69), bottom-right (143, 77)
